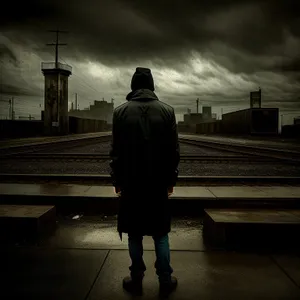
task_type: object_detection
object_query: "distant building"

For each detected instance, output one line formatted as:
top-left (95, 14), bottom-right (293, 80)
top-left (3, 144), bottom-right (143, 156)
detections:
top-left (250, 88), bottom-right (262, 108)
top-left (202, 106), bottom-right (212, 120)
top-left (182, 106), bottom-right (215, 126)
top-left (184, 113), bottom-right (203, 125)
top-left (69, 99), bottom-right (114, 124)
top-left (178, 106), bottom-right (217, 133)
top-left (222, 108), bottom-right (279, 135)
top-left (294, 117), bottom-right (300, 125)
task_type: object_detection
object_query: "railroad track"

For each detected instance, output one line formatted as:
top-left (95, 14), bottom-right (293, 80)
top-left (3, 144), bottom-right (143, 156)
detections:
top-left (179, 137), bottom-right (300, 164)
top-left (1, 134), bottom-right (299, 164)
top-left (0, 152), bottom-right (286, 163)
top-left (0, 135), bottom-right (112, 157)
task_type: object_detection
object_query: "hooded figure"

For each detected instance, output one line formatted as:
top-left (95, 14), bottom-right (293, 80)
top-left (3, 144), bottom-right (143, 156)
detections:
top-left (109, 67), bottom-right (180, 295)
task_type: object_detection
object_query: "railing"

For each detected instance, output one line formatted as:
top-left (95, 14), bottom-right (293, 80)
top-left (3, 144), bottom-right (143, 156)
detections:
top-left (41, 62), bottom-right (72, 73)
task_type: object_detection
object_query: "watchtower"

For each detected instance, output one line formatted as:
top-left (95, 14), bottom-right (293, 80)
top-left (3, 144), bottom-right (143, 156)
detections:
top-left (41, 62), bottom-right (72, 135)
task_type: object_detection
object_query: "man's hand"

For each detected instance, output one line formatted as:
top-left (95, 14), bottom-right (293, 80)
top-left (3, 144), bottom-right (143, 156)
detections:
top-left (168, 186), bottom-right (174, 197)
top-left (115, 186), bottom-right (122, 196)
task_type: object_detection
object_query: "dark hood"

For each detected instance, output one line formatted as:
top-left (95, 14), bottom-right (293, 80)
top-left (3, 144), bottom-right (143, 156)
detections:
top-left (126, 88), bottom-right (159, 101)
top-left (130, 67), bottom-right (155, 92)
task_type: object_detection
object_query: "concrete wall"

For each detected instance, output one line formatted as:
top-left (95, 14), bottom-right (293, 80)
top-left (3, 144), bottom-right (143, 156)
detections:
top-left (0, 120), bottom-right (44, 140)
top-left (281, 124), bottom-right (300, 138)
top-left (177, 124), bottom-right (197, 134)
top-left (69, 100), bottom-right (114, 124)
top-left (69, 116), bottom-right (107, 134)
top-left (0, 117), bottom-right (109, 140)
top-left (196, 121), bottom-right (222, 134)
top-left (184, 113), bottom-right (203, 125)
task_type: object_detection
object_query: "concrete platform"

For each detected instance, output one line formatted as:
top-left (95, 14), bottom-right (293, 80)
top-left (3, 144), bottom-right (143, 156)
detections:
top-left (2, 173), bottom-right (300, 186)
top-left (41, 218), bottom-right (205, 251)
top-left (1, 247), bottom-right (108, 300)
top-left (1, 183), bottom-right (300, 215)
top-left (203, 209), bottom-right (300, 247)
top-left (0, 131), bottom-right (111, 149)
top-left (88, 250), bottom-right (300, 300)
top-left (1, 216), bottom-right (300, 300)
top-left (0, 205), bottom-right (56, 240)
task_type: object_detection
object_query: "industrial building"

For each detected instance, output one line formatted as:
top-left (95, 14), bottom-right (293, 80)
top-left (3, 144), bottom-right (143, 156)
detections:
top-left (184, 113), bottom-right (203, 125)
top-left (222, 108), bottom-right (279, 135)
top-left (177, 89), bottom-right (285, 136)
top-left (178, 106), bottom-right (216, 133)
top-left (281, 116), bottom-right (300, 138)
top-left (69, 99), bottom-right (114, 124)
top-left (196, 89), bottom-right (281, 136)
top-left (182, 106), bottom-right (215, 125)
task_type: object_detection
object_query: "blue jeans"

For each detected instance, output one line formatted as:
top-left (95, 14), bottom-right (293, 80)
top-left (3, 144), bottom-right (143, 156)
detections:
top-left (128, 234), bottom-right (173, 283)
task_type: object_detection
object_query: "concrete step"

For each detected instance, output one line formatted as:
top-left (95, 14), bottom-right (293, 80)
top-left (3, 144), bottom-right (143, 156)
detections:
top-left (0, 205), bottom-right (56, 242)
top-left (1, 184), bottom-right (300, 215)
top-left (203, 209), bottom-right (300, 248)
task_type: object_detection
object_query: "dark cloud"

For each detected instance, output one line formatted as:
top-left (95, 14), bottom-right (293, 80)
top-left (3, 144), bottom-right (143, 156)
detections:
top-left (274, 58), bottom-right (300, 73)
top-left (1, 0), bottom-right (299, 69)
top-left (0, 83), bottom-right (39, 97)
top-left (0, 44), bottom-right (18, 66)
top-left (0, 0), bottom-right (299, 118)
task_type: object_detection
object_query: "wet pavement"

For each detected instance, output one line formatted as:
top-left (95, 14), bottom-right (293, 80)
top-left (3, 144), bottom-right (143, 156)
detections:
top-left (1, 217), bottom-right (300, 299)
top-left (40, 217), bottom-right (205, 251)
top-left (2, 183), bottom-right (300, 199)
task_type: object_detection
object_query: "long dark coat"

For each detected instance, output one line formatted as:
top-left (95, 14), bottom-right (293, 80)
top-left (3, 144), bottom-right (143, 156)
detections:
top-left (109, 88), bottom-right (180, 238)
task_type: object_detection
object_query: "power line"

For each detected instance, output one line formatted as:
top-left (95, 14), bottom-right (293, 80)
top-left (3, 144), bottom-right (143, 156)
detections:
top-left (58, 56), bottom-right (102, 94)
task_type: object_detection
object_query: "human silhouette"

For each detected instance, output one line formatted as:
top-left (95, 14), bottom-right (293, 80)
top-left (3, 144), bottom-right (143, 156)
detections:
top-left (109, 67), bottom-right (180, 296)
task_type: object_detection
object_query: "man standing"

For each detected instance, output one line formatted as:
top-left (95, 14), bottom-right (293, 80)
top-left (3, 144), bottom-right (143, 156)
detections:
top-left (109, 67), bottom-right (180, 296)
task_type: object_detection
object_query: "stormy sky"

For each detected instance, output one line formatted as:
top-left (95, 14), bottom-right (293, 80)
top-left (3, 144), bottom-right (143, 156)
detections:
top-left (0, 0), bottom-right (299, 122)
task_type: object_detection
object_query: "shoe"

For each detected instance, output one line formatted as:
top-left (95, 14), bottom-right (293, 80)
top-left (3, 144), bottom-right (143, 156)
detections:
top-left (159, 276), bottom-right (178, 296)
top-left (123, 276), bottom-right (143, 295)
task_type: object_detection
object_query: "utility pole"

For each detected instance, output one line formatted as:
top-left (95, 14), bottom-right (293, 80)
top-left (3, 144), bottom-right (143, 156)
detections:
top-left (11, 97), bottom-right (15, 120)
top-left (196, 98), bottom-right (199, 113)
top-left (46, 29), bottom-right (68, 69)
top-left (75, 93), bottom-right (78, 110)
top-left (9, 98), bottom-right (12, 119)
top-left (0, 98), bottom-right (10, 119)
